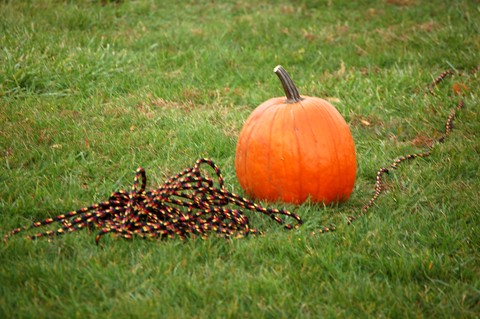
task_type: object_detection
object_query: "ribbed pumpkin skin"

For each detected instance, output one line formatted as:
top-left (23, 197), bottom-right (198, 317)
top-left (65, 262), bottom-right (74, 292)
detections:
top-left (235, 95), bottom-right (357, 204)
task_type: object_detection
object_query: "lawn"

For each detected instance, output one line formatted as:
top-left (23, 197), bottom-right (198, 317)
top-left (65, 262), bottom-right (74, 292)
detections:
top-left (1, 0), bottom-right (479, 318)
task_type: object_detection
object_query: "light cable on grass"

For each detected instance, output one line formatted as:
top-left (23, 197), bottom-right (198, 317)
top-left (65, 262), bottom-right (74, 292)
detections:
top-left (346, 68), bottom-right (473, 224)
top-left (4, 68), bottom-right (475, 244)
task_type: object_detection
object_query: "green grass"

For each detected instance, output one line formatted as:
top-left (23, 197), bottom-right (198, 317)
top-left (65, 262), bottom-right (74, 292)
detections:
top-left (1, 0), bottom-right (479, 318)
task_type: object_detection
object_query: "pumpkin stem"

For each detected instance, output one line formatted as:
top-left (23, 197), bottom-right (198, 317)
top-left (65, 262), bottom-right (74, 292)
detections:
top-left (274, 65), bottom-right (303, 103)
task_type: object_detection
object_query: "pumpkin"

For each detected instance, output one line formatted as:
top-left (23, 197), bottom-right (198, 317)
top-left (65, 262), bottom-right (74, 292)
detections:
top-left (235, 65), bottom-right (357, 204)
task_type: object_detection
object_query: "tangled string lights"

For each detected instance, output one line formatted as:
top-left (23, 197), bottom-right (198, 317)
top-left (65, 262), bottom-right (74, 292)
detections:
top-left (4, 159), bottom-right (303, 244)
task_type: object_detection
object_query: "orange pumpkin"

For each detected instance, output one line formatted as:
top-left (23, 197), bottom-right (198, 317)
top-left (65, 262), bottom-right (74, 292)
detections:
top-left (235, 65), bottom-right (357, 204)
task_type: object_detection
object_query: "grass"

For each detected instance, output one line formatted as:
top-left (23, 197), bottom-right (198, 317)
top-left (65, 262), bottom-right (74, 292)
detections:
top-left (1, 0), bottom-right (479, 318)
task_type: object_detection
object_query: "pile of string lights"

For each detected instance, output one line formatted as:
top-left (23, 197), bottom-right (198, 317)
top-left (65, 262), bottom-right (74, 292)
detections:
top-left (4, 68), bottom-right (475, 244)
top-left (5, 158), bottom-right (303, 244)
